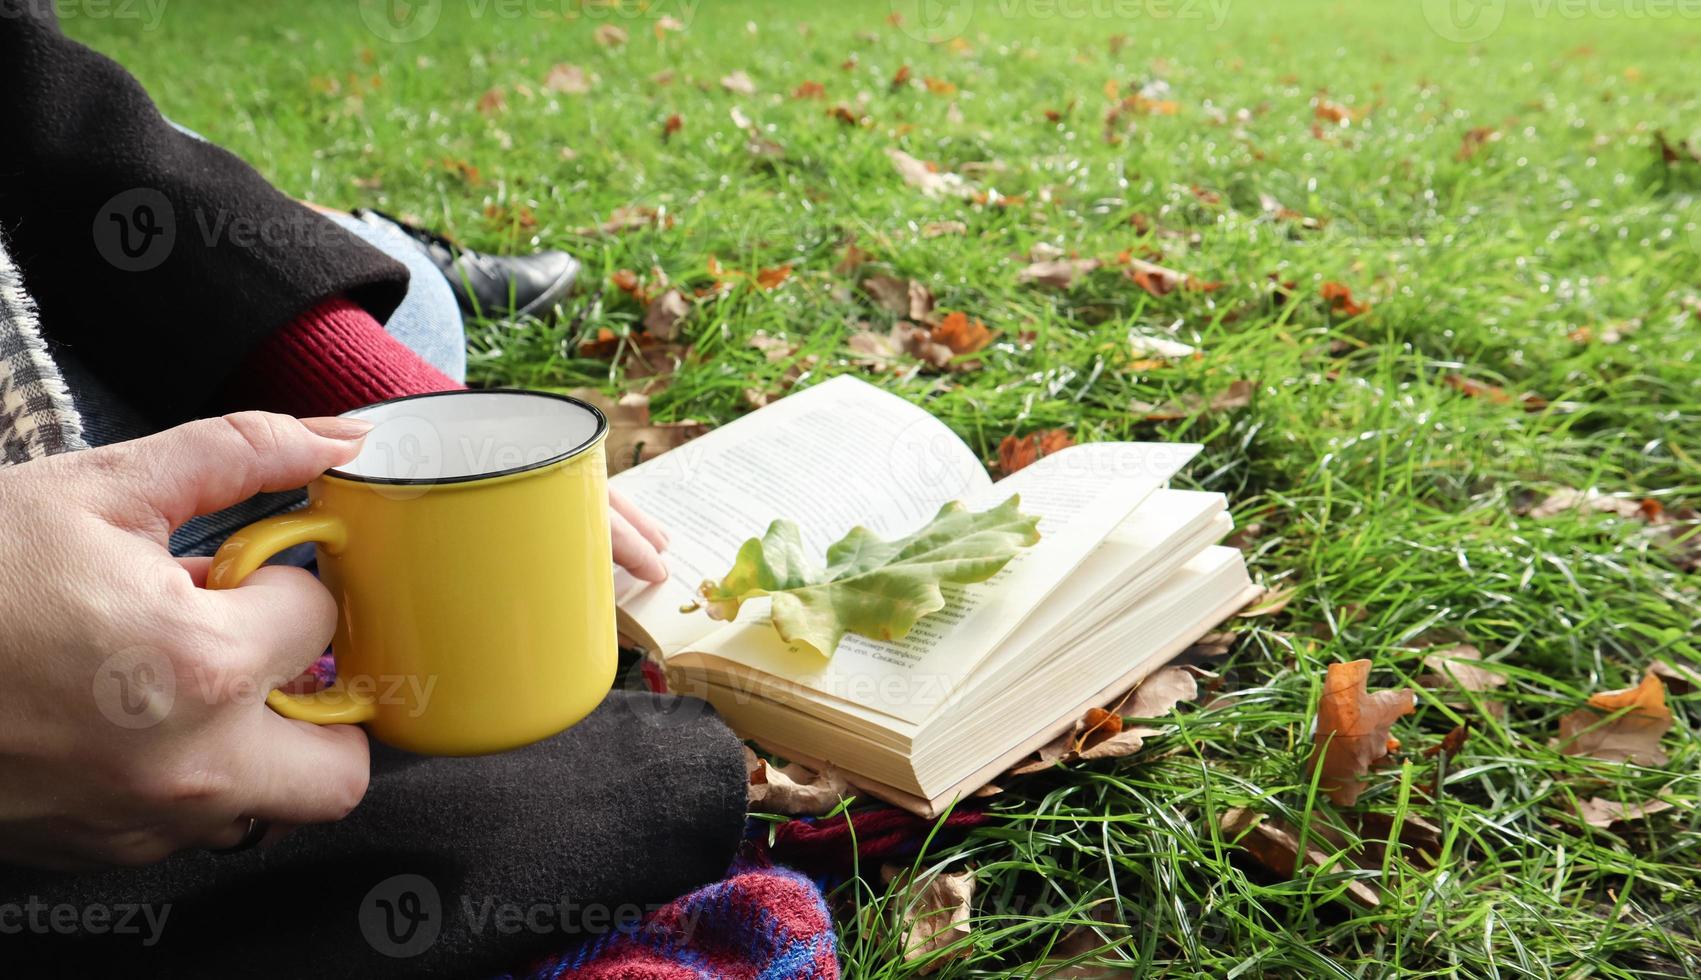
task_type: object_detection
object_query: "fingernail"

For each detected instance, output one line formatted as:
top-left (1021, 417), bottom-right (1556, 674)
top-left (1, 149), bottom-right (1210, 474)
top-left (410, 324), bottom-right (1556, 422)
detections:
top-left (302, 416), bottom-right (374, 441)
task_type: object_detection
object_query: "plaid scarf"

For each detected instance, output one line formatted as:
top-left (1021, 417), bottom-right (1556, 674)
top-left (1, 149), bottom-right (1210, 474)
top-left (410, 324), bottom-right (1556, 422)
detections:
top-left (0, 233), bottom-right (83, 464)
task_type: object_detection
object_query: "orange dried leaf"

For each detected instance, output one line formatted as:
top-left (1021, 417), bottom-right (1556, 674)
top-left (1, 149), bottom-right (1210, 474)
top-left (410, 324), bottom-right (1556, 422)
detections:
top-left (931, 311), bottom-right (992, 357)
top-left (1557, 671), bottom-right (1672, 766)
top-left (998, 429), bottom-right (1075, 476)
top-left (1320, 281), bottom-right (1370, 317)
top-left (1307, 660), bottom-right (1415, 806)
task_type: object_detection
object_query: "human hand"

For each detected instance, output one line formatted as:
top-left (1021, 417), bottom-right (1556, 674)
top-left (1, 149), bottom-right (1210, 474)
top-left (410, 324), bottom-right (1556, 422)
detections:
top-left (0, 413), bottom-right (374, 870)
top-left (611, 489), bottom-right (669, 583)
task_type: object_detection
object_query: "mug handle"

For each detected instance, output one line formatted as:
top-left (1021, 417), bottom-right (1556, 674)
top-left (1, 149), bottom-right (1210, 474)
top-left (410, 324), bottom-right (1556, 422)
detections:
top-left (207, 510), bottom-right (376, 726)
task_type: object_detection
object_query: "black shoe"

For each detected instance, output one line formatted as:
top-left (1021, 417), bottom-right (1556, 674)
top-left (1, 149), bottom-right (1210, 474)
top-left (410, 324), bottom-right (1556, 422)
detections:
top-left (351, 209), bottom-right (579, 320)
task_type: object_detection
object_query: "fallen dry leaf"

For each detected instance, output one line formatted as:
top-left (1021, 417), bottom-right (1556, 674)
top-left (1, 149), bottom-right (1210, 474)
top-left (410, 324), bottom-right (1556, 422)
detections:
top-left (1125, 666), bottom-right (1200, 718)
top-left (931, 311), bottom-right (992, 357)
top-left (1557, 671), bottom-right (1672, 766)
top-left (476, 87), bottom-right (507, 116)
top-left (594, 23), bottom-right (628, 47)
top-left (1124, 258), bottom-right (1191, 297)
top-left (707, 255), bottom-right (793, 293)
top-left (642, 289), bottom-right (691, 341)
top-left (1135, 379), bottom-right (1257, 422)
top-left (720, 70), bottom-right (757, 95)
top-left (1018, 257), bottom-right (1101, 289)
top-left (1421, 644), bottom-right (1507, 693)
top-left (863, 276), bottom-right (938, 324)
top-left (543, 63), bottom-right (593, 94)
top-left (887, 148), bottom-right (974, 199)
top-left (884, 867), bottom-right (974, 973)
top-left (1219, 807), bottom-right (1381, 907)
top-left (1456, 126), bottom-right (1500, 161)
top-left (921, 220), bottom-right (968, 238)
top-left (565, 388), bottom-right (707, 474)
top-left (793, 79), bottom-right (826, 100)
top-left (1656, 129), bottom-right (1701, 166)
top-left (579, 205), bottom-right (674, 237)
top-left (745, 746), bottom-right (850, 816)
top-left (998, 429), bottom-right (1074, 476)
top-left (1650, 659), bottom-right (1701, 692)
top-left (1576, 795), bottom-right (1677, 828)
top-left (1524, 487), bottom-right (1654, 521)
top-left (1320, 281), bottom-right (1370, 317)
top-left (661, 113), bottom-right (683, 141)
top-left (1443, 373), bottom-right (1548, 412)
top-left (1307, 660), bottom-right (1416, 806)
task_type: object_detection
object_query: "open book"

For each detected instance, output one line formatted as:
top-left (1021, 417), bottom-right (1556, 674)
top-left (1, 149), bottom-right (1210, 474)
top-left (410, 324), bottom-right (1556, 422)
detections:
top-left (612, 376), bottom-right (1257, 817)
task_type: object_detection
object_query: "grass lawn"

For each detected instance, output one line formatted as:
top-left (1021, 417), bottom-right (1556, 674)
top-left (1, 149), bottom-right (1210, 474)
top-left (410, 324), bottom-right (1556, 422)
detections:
top-left (71, 0), bottom-right (1701, 975)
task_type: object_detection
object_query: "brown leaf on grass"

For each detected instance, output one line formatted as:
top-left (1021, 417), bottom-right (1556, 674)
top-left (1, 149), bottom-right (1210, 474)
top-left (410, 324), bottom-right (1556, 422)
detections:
top-left (846, 323), bottom-right (912, 372)
top-left (924, 76), bottom-right (957, 96)
top-left (707, 256), bottom-right (792, 293)
top-left (661, 113), bottom-right (683, 141)
top-left (884, 867), bottom-right (973, 973)
top-left (921, 220), bottom-right (968, 238)
top-left (1123, 257), bottom-right (1214, 297)
top-left (1442, 373), bottom-right (1548, 412)
top-left (1650, 659), bottom-right (1701, 692)
top-left (565, 389), bottom-right (707, 474)
top-left (931, 311), bottom-right (992, 356)
top-left (744, 746), bottom-right (850, 816)
top-left (1557, 671), bottom-right (1672, 766)
top-left (1258, 193), bottom-right (1326, 230)
top-left (829, 103), bottom-right (869, 127)
top-left (1018, 258), bottom-right (1101, 288)
top-left (834, 241), bottom-right (872, 276)
top-left (1006, 671), bottom-right (1189, 775)
top-left (577, 329), bottom-right (687, 381)
top-left (594, 23), bottom-right (628, 47)
top-left (642, 289), bottom-right (691, 341)
top-left (1312, 95), bottom-right (1365, 126)
top-left (1655, 130), bottom-right (1701, 166)
top-left (1307, 660), bottom-right (1416, 806)
top-left (890, 64), bottom-right (913, 89)
top-left (862, 276), bottom-right (938, 323)
top-left (1184, 631), bottom-right (1240, 658)
top-left (720, 70), bottom-right (757, 95)
top-left (579, 205), bottom-right (674, 237)
top-left (544, 63), bottom-right (593, 94)
top-left (1576, 795), bottom-right (1677, 828)
top-left (1522, 487), bottom-right (1654, 520)
top-left (1421, 644), bottom-right (1507, 693)
top-left (1320, 281), bottom-right (1370, 317)
top-left (1218, 807), bottom-right (1381, 907)
top-left (1237, 582), bottom-right (1295, 617)
top-left (1456, 126), bottom-right (1500, 161)
top-left (476, 87), bottom-right (507, 116)
top-left (1125, 666), bottom-right (1200, 718)
top-left (998, 429), bottom-right (1075, 476)
top-left (653, 14), bottom-right (686, 36)
top-left (792, 79), bottom-right (826, 100)
top-left (1425, 723), bottom-right (1472, 758)
top-left (1134, 379), bottom-right (1256, 422)
top-left (1042, 901), bottom-right (1125, 978)
top-left (887, 148), bottom-right (974, 199)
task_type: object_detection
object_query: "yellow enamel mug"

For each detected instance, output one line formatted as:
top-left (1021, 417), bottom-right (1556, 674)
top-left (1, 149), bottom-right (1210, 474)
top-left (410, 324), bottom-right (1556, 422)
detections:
top-left (207, 390), bottom-right (617, 756)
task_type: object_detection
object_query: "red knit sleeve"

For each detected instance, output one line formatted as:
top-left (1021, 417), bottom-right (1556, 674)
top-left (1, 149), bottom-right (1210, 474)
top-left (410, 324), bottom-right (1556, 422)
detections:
top-left (217, 297), bottom-right (462, 418)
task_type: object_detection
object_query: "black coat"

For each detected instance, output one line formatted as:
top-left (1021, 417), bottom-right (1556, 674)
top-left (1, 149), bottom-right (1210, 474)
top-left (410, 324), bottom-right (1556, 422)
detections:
top-left (0, 0), bottom-right (410, 426)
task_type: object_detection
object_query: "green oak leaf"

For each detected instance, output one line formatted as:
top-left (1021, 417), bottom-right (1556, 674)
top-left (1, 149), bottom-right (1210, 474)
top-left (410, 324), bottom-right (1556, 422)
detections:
top-left (698, 495), bottom-right (1042, 658)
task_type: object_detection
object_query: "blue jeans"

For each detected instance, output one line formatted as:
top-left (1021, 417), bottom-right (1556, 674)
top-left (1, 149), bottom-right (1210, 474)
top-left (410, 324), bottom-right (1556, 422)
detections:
top-left (63, 207), bottom-right (467, 559)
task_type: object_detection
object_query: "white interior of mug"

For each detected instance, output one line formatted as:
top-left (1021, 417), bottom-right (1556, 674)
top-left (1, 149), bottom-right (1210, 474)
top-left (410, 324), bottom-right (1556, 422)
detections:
top-left (330, 391), bottom-right (604, 484)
